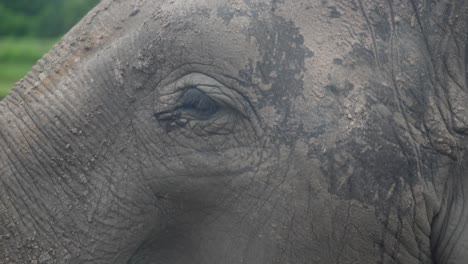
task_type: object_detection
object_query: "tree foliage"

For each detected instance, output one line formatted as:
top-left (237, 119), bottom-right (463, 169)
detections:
top-left (0, 0), bottom-right (99, 37)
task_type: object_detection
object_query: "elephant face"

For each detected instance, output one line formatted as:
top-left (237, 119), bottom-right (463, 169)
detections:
top-left (0, 0), bottom-right (467, 263)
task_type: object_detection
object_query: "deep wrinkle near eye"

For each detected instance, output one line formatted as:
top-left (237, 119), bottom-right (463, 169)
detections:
top-left (177, 87), bottom-right (220, 119)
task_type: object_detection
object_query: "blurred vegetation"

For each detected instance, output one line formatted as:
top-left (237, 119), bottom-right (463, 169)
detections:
top-left (0, 0), bottom-right (99, 99)
top-left (0, 0), bottom-right (99, 37)
top-left (0, 38), bottom-right (57, 98)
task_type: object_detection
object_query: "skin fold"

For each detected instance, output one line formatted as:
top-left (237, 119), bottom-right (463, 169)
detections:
top-left (0, 0), bottom-right (467, 263)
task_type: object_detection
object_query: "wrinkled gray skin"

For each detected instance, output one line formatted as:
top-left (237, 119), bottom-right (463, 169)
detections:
top-left (0, 0), bottom-right (467, 263)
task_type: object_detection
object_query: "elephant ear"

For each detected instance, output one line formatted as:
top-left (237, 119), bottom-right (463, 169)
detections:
top-left (424, 1), bottom-right (468, 263)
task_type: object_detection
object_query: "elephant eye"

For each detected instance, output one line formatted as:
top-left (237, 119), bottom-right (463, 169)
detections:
top-left (154, 73), bottom-right (253, 135)
top-left (177, 88), bottom-right (220, 119)
top-left (155, 88), bottom-right (222, 123)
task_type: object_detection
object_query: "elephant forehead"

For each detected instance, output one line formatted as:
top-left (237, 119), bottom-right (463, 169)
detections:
top-left (71, 0), bottom-right (379, 138)
top-left (128, 0), bottom-right (367, 128)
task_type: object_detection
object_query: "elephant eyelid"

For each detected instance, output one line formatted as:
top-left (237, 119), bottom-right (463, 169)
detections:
top-left (176, 87), bottom-right (221, 120)
top-left (194, 85), bottom-right (249, 118)
top-left (155, 86), bottom-right (242, 122)
top-left (154, 73), bottom-right (251, 126)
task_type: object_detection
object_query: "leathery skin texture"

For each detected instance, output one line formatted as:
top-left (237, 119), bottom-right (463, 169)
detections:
top-left (0, 0), bottom-right (467, 263)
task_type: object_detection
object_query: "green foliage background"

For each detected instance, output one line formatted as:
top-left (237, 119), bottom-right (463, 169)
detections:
top-left (0, 0), bottom-right (99, 37)
top-left (0, 0), bottom-right (99, 99)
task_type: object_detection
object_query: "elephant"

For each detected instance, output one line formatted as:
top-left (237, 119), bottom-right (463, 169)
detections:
top-left (0, 0), bottom-right (467, 263)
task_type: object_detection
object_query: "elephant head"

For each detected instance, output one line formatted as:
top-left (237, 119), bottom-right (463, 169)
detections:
top-left (0, 0), bottom-right (467, 263)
